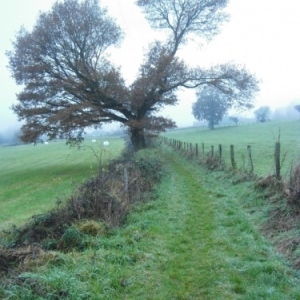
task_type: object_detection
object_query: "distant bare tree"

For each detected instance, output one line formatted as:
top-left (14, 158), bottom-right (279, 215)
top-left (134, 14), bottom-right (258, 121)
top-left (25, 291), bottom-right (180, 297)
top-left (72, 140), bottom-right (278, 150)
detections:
top-left (229, 116), bottom-right (239, 125)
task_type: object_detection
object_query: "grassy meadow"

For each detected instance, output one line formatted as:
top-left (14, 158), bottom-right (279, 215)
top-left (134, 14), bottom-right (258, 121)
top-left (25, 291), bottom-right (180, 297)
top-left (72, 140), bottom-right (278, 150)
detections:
top-left (0, 137), bottom-right (124, 230)
top-left (163, 119), bottom-right (300, 177)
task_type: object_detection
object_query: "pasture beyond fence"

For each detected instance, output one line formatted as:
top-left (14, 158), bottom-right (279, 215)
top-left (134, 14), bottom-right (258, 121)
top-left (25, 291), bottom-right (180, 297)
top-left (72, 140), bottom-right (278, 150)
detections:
top-left (161, 137), bottom-right (283, 180)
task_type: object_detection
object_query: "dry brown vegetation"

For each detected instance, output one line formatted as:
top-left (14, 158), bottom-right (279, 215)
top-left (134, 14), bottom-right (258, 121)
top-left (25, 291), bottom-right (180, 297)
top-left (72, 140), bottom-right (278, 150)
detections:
top-left (254, 164), bottom-right (300, 268)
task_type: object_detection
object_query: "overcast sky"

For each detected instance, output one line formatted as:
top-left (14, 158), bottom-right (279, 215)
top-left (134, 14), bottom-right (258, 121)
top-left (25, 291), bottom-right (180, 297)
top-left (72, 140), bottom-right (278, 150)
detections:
top-left (1, 0), bottom-right (300, 131)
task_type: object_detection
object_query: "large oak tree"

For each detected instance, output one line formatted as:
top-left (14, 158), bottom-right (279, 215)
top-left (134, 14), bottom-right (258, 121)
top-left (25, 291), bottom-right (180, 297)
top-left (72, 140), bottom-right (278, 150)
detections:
top-left (7, 0), bottom-right (259, 150)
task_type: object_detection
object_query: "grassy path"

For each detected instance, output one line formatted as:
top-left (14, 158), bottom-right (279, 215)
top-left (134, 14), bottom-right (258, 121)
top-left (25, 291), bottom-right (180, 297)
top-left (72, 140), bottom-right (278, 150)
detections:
top-left (118, 149), bottom-right (300, 299)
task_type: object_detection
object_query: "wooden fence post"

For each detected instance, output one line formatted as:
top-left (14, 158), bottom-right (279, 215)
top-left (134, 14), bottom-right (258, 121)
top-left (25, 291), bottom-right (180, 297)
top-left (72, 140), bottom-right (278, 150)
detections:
top-left (211, 145), bottom-right (214, 157)
top-left (247, 145), bottom-right (254, 173)
top-left (230, 145), bottom-right (236, 169)
top-left (274, 142), bottom-right (281, 180)
top-left (219, 144), bottom-right (222, 165)
top-left (202, 143), bottom-right (205, 156)
top-left (195, 143), bottom-right (198, 156)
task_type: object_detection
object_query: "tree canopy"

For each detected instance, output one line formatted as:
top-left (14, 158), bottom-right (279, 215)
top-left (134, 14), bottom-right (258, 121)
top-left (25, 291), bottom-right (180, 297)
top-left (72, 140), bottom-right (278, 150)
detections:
top-left (192, 87), bottom-right (229, 129)
top-left (7, 0), bottom-right (259, 150)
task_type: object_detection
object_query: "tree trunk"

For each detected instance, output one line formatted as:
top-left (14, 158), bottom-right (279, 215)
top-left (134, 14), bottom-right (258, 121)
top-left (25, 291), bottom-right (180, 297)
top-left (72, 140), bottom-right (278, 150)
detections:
top-left (209, 120), bottom-right (214, 130)
top-left (130, 128), bottom-right (146, 151)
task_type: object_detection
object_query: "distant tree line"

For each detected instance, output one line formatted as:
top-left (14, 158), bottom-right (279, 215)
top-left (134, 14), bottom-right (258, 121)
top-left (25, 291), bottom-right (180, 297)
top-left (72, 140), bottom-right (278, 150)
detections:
top-left (192, 98), bottom-right (300, 129)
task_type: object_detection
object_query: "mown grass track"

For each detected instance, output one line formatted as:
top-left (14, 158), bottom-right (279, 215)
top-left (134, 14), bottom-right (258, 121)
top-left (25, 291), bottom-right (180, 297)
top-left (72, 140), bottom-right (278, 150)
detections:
top-left (138, 148), bottom-right (300, 299)
top-left (100, 147), bottom-right (300, 299)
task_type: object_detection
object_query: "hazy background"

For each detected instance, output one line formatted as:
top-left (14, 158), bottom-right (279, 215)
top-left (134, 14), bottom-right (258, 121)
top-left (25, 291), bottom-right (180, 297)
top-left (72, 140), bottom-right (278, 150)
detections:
top-left (1, 0), bottom-right (300, 139)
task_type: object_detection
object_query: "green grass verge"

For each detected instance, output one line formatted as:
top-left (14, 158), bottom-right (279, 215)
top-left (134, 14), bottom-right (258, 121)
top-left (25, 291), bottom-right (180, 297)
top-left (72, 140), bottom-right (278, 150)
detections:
top-left (2, 147), bottom-right (300, 299)
top-left (163, 119), bottom-right (300, 177)
top-left (0, 138), bottom-right (124, 230)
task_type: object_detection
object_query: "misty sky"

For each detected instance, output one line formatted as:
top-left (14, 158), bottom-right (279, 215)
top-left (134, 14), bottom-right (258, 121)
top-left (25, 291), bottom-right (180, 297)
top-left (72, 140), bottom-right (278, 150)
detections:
top-left (1, 0), bottom-right (300, 131)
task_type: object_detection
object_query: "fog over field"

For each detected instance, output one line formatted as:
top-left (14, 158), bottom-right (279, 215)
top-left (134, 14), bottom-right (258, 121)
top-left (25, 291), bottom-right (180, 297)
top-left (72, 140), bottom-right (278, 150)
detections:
top-left (0, 0), bottom-right (299, 135)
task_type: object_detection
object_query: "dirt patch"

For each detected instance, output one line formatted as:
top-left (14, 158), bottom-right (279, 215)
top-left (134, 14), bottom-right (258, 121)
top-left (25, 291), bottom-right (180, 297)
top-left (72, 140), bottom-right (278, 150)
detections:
top-left (0, 245), bottom-right (45, 275)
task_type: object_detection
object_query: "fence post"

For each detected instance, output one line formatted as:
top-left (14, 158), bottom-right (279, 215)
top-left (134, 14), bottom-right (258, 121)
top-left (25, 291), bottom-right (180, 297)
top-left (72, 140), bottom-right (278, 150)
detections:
top-left (211, 145), bottom-right (214, 158)
top-left (190, 143), bottom-right (193, 153)
top-left (202, 143), bottom-right (205, 156)
top-left (247, 145), bottom-right (254, 173)
top-left (230, 145), bottom-right (236, 169)
top-left (195, 143), bottom-right (198, 156)
top-left (274, 142), bottom-right (281, 180)
top-left (219, 144), bottom-right (222, 165)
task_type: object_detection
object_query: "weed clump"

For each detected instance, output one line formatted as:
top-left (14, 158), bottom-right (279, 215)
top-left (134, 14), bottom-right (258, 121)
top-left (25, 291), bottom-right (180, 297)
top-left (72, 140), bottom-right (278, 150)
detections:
top-left (286, 164), bottom-right (300, 207)
top-left (256, 175), bottom-right (280, 190)
top-left (57, 226), bottom-right (86, 251)
top-left (77, 220), bottom-right (106, 236)
top-left (202, 154), bottom-right (221, 170)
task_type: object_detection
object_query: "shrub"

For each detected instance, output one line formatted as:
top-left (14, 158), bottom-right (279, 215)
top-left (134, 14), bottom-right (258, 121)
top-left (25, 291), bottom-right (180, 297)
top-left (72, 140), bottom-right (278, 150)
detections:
top-left (57, 226), bottom-right (86, 251)
top-left (133, 149), bottom-right (164, 188)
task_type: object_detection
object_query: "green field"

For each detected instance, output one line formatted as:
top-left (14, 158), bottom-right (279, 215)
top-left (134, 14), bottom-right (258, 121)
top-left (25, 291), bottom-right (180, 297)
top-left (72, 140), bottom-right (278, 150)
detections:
top-left (2, 146), bottom-right (300, 299)
top-left (1, 124), bottom-right (300, 299)
top-left (0, 137), bottom-right (125, 230)
top-left (163, 119), bottom-right (300, 177)
top-left (1, 120), bottom-right (299, 231)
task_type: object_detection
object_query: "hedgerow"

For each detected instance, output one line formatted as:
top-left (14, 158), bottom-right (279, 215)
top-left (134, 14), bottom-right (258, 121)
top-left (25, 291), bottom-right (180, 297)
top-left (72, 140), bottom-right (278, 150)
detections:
top-left (0, 147), bottom-right (165, 277)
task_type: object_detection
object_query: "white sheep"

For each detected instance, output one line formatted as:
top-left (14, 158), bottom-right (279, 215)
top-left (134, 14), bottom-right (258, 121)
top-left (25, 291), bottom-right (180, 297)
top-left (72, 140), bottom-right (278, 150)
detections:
top-left (92, 139), bottom-right (97, 143)
top-left (103, 141), bottom-right (109, 146)
top-left (44, 141), bottom-right (49, 145)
